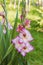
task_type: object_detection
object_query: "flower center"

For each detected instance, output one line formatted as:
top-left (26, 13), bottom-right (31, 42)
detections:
top-left (18, 40), bottom-right (23, 44)
top-left (23, 46), bottom-right (26, 50)
top-left (23, 33), bottom-right (26, 37)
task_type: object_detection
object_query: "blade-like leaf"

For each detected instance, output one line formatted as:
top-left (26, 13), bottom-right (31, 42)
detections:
top-left (0, 44), bottom-right (13, 64)
top-left (27, 60), bottom-right (30, 65)
top-left (3, 44), bottom-right (13, 59)
top-left (0, 23), bottom-right (6, 63)
top-left (12, 9), bottom-right (18, 38)
top-left (7, 9), bottom-right (19, 65)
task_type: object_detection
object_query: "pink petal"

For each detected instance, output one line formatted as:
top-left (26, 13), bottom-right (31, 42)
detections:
top-left (21, 51), bottom-right (26, 56)
top-left (12, 36), bottom-right (19, 44)
top-left (3, 28), bottom-right (6, 34)
top-left (19, 29), bottom-right (33, 42)
top-left (8, 22), bottom-right (13, 30)
top-left (26, 43), bottom-right (34, 52)
top-left (1, 18), bottom-right (5, 25)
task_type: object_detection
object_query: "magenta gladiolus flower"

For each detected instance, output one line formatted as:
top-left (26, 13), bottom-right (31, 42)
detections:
top-left (21, 42), bottom-right (34, 56)
top-left (19, 29), bottom-right (33, 42)
top-left (17, 25), bottom-right (24, 32)
top-left (24, 19), bottom-right (31, 28)
top-left (12, 36), bottom-right (34, 56)
top-left (12, 36), bottom-right (25, 52)
top-left (0, 12), bottom-right (5, 17)
top-left (0, 12), bottom-right (5, 25)
top-left (12, 17), bottom-right (34, 56)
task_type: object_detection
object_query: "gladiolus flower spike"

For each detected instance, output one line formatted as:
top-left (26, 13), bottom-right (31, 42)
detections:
top-left (12, 17), bottom-right (34, 56)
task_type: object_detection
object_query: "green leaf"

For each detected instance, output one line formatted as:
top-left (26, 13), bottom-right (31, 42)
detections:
top-left (0, 44), bottom-right (13, 64)
top-left (3, 44), bottom-right (13, 59)
top-left (27, 60), bottom-right (30, 65)
top-left (12, 9), bottom-right (18, 38)
top-left (7, 49), bottom-right (16, 65)
top-left (0, 23), bottom-right (5, 63)
top-left (7, 10), bottom-right (19, 65)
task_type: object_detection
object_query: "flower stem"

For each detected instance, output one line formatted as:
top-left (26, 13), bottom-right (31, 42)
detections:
top-left (22, 0), bottom-right (26, 22)
top-left (3, 0), bottom-right (8, 28)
